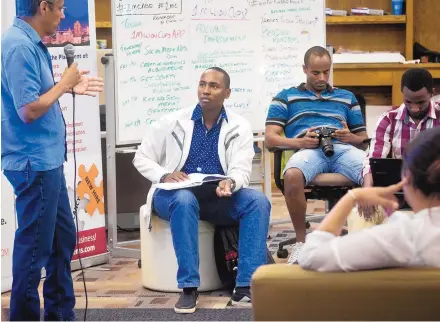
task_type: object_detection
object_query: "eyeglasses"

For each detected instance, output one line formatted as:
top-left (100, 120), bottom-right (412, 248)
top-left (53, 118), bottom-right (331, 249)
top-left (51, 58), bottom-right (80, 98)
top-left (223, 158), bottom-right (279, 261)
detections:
top-left (41, 1), bottom-right (66, 14)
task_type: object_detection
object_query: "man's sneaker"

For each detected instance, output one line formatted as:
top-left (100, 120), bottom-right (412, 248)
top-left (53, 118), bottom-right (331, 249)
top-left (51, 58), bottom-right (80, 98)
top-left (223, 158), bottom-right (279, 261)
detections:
top-left (174, 288), bottom-right (198, 314)
top-left (287, 242), bottom-right (304, 264)
top-left (231, 287), bottom-right (251, 306)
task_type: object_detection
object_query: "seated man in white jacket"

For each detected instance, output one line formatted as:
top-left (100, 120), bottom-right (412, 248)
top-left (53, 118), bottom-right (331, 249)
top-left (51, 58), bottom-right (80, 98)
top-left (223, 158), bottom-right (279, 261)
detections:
top-left (133, 67), bottom-right (271, 314)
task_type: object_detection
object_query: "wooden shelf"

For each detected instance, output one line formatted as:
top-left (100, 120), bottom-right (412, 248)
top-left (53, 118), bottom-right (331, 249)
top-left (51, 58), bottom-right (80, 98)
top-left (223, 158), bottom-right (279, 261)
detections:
top-left (96, 21), bottom-right (112, 28)
top-left (334, 63), bottom-right (440, 70)
top-left (332, 62), bottom-right (440, 106)
top-left (326, 15), bottom-right (406, 25)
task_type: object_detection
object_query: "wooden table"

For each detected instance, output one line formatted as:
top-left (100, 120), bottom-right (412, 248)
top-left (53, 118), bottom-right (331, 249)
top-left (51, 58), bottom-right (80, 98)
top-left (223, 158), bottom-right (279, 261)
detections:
top-left (333, 63), bottom-right (440, 106)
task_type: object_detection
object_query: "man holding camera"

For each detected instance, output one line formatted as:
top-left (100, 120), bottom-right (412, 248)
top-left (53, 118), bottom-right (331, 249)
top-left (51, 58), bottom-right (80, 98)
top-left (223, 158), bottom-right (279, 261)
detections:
top-left (265, 46), bottom-right (368, 264)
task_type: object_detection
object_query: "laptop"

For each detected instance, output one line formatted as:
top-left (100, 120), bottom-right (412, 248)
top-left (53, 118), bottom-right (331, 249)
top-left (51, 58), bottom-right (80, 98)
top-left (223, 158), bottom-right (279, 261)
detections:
top-left (369, 158), bottom-right (409, 209)
top-left (369, 158), bottom-right (403, 188)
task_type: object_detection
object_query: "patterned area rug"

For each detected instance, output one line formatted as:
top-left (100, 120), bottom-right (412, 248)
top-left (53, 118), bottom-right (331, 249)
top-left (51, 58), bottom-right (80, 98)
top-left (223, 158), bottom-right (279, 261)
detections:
top-left (267, 214), bottom-right (325, 259)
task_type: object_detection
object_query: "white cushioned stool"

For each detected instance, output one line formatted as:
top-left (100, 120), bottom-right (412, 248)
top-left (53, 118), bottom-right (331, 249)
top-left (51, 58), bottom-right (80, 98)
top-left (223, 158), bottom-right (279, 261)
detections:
top-left (139, 205), bottom-right (223, 292)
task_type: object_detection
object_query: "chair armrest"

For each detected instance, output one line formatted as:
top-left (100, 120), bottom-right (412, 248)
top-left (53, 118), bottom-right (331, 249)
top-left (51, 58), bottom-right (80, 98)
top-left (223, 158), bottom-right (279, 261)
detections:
top-left (268, 146), bottom-right (297, 193)
top-left (267, 146), bottom-right (296, 153)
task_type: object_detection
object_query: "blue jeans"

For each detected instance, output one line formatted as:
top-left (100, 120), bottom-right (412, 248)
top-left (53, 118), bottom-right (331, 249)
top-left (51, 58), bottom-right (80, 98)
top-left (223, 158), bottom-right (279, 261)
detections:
top-left (153, 184), bottom-right (271, 288)
top-left (4, 164), bottom-right (76, 321)
top-left (284, 143), bottom-right (366, 185)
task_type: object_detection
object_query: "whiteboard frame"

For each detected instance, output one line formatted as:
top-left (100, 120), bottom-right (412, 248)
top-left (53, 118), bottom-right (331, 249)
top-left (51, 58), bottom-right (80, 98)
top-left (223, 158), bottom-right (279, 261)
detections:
top-left (110, 0), bottom-right (121, 146)
top-left (111, 0), bottom-right (141, 146)
top-left (110, 0), bottom-right (327, 146)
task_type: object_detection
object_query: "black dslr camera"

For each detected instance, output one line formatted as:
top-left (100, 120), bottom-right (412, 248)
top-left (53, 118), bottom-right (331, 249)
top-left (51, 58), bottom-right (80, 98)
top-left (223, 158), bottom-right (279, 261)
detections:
top-left (312, 127), bottom-right (337, 157)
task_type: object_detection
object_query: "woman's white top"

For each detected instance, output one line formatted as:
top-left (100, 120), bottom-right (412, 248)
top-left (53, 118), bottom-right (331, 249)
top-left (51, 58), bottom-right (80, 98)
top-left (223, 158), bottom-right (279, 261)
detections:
top-left (299, 206), bottom-right (440, 272)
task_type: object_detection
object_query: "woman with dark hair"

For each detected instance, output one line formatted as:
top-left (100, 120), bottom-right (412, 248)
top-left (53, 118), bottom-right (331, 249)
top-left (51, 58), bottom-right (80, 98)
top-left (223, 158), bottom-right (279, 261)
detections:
top-left (299, 126), bottom-right (440, 271)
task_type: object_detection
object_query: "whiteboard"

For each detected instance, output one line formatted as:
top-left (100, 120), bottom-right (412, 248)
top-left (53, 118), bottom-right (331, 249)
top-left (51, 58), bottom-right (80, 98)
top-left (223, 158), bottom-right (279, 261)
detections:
top-left (112, 0), bottom-right (325, 145)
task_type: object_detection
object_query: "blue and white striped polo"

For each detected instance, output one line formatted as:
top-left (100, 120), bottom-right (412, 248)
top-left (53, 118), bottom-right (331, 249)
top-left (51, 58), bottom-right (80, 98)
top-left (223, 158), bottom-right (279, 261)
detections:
top-left (266, 83), bottom-right (366, 138)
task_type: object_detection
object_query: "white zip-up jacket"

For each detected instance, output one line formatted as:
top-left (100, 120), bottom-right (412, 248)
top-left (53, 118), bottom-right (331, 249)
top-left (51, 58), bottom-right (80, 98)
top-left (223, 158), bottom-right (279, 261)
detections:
top-left (133, 106), bottom-right (255, 227)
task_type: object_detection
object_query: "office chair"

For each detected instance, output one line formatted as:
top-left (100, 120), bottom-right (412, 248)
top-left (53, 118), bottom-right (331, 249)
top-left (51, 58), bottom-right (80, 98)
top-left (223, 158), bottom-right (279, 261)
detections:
top-left (271, 146), bottom-right (357, 258)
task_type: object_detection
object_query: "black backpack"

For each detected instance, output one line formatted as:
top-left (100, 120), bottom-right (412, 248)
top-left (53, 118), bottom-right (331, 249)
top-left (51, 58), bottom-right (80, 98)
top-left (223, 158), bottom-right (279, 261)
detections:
top-left (414, 42), bottom-right (440, 63)
top-left (214, 225), bottom-right (275, 291)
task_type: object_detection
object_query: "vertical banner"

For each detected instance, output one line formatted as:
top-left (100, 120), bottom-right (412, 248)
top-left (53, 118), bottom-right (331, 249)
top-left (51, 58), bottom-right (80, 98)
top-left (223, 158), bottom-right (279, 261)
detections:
top-left (1, 174), bottom-right (16, 293)
top-left (1, 0), bottom-right (17, 294)
top-left (45, 0), bottom-right (107, 261)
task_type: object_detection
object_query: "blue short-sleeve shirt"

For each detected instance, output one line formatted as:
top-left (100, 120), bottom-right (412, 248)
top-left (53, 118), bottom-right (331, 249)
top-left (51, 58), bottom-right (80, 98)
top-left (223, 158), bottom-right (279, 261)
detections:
top-left (266, 83), bottom-right (366, 139)
top-left (1, 17), bottom-right (67, 171)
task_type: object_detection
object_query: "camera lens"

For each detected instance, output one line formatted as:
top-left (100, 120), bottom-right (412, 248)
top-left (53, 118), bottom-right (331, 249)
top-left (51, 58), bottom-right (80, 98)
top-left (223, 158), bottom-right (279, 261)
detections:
top-left (323, 146), bottom-right (334, 157)
top-left (320, 136), bottom-right (334, 157)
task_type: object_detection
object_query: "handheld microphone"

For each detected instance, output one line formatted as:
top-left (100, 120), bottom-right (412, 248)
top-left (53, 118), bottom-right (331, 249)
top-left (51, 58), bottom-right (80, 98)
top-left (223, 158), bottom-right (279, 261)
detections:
top-left (64, 44), bottom-right (75, 67)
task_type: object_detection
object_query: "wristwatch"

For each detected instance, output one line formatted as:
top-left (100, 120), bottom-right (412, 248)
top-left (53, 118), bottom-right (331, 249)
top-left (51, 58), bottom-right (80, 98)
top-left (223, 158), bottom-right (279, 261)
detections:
top-left (159, 173), bottom-right (170, 183)
top-left (228, 178), bottom-right (236, 191)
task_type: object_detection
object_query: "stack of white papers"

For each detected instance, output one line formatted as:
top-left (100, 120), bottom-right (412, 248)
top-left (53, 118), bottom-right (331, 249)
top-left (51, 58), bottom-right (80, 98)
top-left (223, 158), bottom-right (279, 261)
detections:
top-left (154, 173), bottom-right (229, 190)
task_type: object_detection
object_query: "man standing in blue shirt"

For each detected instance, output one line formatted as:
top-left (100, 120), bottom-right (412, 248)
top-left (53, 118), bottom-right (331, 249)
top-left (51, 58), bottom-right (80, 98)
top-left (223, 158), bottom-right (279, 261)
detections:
top-left (265, 46), bottom-right (368, 264)
top-left (2, 0), bottom-right (103, 320)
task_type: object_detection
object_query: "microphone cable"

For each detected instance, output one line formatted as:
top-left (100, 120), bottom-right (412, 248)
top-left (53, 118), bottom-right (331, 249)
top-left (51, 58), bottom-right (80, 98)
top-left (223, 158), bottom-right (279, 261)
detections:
top-left (71, 91), bottom-right (88, 321)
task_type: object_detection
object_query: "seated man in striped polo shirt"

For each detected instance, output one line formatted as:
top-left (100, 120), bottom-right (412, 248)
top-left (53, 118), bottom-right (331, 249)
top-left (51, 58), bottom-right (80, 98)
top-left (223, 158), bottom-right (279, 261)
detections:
top-left (265, 46), bottom-right (368, 264)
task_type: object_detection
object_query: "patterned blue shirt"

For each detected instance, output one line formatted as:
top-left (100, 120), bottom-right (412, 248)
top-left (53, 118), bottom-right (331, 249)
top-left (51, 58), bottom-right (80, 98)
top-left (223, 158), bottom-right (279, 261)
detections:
top-left (181, 104), bottom-right (227, 175)
top-left (266, 83), bottom-right (366, 139)
top-left (1, 17), bottom-right (67, 171)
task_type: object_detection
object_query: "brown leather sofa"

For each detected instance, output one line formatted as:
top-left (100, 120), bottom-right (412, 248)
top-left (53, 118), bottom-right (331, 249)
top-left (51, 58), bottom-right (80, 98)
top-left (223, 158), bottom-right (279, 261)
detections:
top-left (252, 264), bottom-right (440, 321)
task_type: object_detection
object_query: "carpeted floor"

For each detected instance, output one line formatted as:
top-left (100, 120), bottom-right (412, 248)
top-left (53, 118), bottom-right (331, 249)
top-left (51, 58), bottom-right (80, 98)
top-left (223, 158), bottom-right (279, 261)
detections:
top-left (2, 308), bottom-right (253, 321)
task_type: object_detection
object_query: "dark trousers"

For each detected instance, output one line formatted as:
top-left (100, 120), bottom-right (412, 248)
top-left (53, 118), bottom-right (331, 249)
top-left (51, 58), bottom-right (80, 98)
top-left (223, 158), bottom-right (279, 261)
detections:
top-left (4, 164), bottom-right (77, 321)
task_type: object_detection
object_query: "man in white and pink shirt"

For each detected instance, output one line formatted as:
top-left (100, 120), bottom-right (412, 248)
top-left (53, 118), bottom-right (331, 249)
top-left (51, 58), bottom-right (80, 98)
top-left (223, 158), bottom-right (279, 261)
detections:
top-left (351, 68), bottom-right (440, 230)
